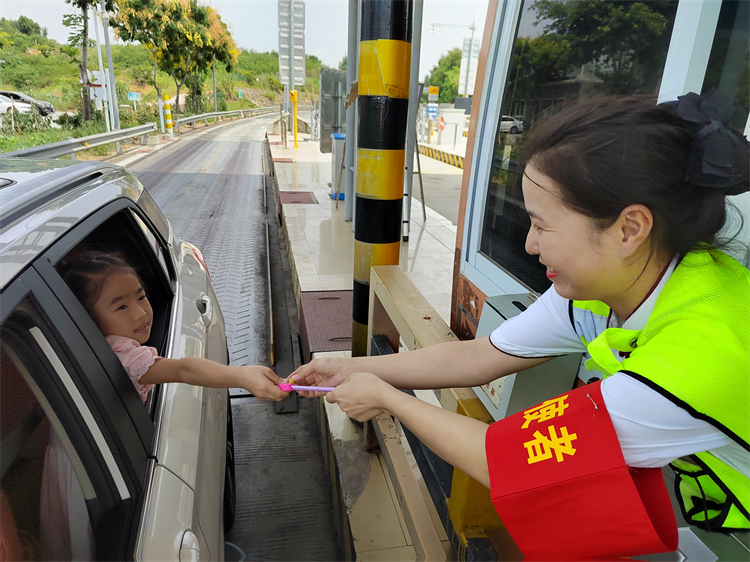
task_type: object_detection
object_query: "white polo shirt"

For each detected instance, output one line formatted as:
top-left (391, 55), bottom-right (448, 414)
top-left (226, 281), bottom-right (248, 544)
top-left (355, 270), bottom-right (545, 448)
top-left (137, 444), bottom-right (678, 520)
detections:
top-left (489, 260), bottom-right (748, 476)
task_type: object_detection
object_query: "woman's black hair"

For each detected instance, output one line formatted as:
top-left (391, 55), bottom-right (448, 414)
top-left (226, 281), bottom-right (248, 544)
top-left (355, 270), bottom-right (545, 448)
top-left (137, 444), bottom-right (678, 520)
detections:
top-left (520, 92), bottom-right (750, 263)
top-left (58, 251), bottom-right (142, 314)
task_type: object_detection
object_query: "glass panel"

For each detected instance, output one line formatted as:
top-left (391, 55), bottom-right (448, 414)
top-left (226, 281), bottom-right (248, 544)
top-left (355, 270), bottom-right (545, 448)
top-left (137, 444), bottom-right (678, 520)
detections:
top-left (479, 0), bottom-right (679, 294)
top-left (702, 0), bottom-right (749, 130)
top-left (1, 305), bottom-right (94, 561)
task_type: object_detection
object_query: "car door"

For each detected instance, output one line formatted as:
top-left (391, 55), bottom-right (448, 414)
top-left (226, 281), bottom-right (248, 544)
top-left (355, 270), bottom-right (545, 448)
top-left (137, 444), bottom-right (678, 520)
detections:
top-left (38, 191), bottom-right (227, 559)
top-left (1, 270), bottom-right (146, 561)
top-left (135, 187), bottom-right (229, 555)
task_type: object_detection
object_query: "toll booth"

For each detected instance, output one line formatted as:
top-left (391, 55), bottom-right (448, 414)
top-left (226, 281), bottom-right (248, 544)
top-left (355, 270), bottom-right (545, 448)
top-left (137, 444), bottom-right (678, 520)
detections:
top-left (445, 0), bottom-right (749, 559)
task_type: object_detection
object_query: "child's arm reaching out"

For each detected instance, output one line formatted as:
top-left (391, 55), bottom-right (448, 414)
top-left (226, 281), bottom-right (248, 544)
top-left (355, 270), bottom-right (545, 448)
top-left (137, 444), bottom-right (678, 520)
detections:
top-left (142, 358), bottom-right (288, 401)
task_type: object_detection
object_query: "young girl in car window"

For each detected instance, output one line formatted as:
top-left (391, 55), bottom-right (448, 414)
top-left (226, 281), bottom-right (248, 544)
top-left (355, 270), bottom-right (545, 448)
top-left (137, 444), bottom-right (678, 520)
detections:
top-left (59, 251), bottom-right (289, 402)
top-left (40, 252), bottom-right (289, 560)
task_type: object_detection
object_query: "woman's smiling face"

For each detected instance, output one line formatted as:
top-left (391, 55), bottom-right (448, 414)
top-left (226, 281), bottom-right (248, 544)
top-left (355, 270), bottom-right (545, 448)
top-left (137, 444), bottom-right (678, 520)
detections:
top-left (522, 164), bottom-right (623, 302)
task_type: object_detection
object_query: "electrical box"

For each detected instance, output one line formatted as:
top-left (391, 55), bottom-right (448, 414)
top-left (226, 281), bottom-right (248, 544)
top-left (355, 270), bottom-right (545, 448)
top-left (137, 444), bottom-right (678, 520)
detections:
top-left (474, 293), bottom-right (582, 421)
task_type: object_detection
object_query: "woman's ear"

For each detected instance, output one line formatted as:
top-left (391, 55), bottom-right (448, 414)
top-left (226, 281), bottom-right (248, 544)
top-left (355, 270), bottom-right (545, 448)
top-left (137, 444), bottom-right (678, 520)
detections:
top-left (616, 204), bottom-right (653, 258)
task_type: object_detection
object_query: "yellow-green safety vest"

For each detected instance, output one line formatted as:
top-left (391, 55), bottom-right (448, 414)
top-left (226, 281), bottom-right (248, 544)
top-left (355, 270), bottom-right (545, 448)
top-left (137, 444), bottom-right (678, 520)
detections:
top-left (571, 249), bottom-right (749, 533)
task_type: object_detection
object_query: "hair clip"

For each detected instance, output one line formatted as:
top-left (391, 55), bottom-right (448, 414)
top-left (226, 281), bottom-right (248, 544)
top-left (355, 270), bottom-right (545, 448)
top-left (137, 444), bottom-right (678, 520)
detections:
top-left (662, 89), bottom-right (749, 196)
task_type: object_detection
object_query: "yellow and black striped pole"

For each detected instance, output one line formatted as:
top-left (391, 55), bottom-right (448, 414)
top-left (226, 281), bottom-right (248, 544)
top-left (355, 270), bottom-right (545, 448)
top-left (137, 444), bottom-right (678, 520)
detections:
top-left (352, 0), bottom-right (412, 356)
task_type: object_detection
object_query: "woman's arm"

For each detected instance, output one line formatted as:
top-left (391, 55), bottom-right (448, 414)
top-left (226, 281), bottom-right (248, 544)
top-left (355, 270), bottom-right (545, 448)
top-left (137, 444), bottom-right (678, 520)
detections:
top-left (293, 336), bottom-right (552, 391)
top-left (327, 372), bottom-right (491, 487)
top-left (141, 357), bottom-right (288, 401)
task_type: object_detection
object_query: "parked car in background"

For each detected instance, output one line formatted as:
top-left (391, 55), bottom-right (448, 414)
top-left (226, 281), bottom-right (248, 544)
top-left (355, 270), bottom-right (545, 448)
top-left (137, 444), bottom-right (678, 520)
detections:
top-left (0, 158), bottom-right (235, 561)
top-left (0, 94), bottom-right (32, 115)
top-left (0, 91), bottom-right (55, 116)
top-left (499, 115), bottom-right (524, 134)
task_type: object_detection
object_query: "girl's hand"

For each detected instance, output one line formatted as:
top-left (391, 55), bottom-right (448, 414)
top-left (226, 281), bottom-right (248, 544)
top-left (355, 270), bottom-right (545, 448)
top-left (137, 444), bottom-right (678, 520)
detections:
top-left (325, 372), bottom-right (396, 422)
top-left (238, 366), bottom-right (288, 401)
top-left (289, 357), bottom-right (349, 397)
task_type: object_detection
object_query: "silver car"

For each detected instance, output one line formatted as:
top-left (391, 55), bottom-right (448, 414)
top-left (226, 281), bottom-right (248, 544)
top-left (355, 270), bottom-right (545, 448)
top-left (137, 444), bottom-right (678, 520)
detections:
top-left (0, 94), bottom-right (33, 115)
top-left (0, 158), bottom-right (235, 560)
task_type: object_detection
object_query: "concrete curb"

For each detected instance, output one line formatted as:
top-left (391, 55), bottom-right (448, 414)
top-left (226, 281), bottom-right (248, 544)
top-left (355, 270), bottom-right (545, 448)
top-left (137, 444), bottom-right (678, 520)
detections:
top-left (418, 144), bottom-right (464, 169)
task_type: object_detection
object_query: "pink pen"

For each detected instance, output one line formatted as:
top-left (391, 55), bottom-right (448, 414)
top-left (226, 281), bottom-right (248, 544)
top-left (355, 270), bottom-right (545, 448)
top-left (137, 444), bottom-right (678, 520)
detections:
top-left (278, 383), bottom-right (335, 393)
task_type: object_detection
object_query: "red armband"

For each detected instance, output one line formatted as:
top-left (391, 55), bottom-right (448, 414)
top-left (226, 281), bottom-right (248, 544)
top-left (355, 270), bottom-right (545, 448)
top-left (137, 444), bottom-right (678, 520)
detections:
top-left (486, 381), bottom-right (677, 560)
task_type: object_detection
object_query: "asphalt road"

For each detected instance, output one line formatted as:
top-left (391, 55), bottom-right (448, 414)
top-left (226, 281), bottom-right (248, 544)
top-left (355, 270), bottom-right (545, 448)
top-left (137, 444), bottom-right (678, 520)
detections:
top-left (128, 116), bottom-right (342, 560)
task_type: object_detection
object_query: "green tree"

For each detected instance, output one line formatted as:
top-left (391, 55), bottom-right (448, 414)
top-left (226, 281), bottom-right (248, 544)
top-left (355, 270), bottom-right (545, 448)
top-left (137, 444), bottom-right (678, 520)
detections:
top-left (111, 0), bottom-right (182, 102)
top-left (338, 54), bottom-right (347, 70)
top-left (423, 48), bottom-right (461, 103)
top-left (533, 0), bottom-right (675, 95)
top-left (16, 15), bottom-right (41, 36)
top-left (0, 31), bottom-right (13, 48)
top-left (177, 3), bottom-right (238, 112)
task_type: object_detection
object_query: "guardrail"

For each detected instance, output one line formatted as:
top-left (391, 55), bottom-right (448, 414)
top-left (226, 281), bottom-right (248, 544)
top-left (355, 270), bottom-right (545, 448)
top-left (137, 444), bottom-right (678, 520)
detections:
top-left (2, 123), bottom-right (157, 159)
top-left (174, 106), bottom-right (279, 134)
top-left (1, 106), bottom-right (281, 160)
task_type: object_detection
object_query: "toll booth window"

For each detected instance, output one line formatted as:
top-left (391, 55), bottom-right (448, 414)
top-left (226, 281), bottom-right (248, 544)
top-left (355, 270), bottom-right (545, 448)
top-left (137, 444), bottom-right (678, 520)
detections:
top-left (479, 0), bottom-right (679, 293)
top-left (701, 1), bottom-right (749, 132)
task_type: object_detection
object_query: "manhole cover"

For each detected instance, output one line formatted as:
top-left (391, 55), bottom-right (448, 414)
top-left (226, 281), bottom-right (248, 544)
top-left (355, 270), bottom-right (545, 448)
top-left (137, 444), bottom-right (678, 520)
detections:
top-left (279, 192), bottom-right (317, 204)
top-left (299, 291), bottom-right (352, 363)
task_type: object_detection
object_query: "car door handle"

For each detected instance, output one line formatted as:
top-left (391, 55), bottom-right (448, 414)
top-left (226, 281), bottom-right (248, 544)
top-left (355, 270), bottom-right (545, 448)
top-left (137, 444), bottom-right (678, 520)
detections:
top-left (196, 295), bottom-right (213, 327)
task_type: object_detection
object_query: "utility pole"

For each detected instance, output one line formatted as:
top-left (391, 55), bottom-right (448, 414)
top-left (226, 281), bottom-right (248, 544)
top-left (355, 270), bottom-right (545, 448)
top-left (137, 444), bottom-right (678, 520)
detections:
top-left (91, 5), bottom-right (111, 132)
top-left (210, 0), bottom-right (217, 112)
top-left (465, 24), bottom-right (475, 97)
top-left (100, 0), bottom-right (120, 130)
top-left (403, 0), bottom-right (424, 241)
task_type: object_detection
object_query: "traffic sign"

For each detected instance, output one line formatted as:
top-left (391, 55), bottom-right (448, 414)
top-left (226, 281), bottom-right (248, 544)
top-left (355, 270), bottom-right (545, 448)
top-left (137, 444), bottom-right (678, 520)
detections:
top-left (127, 91), bottom-right (141, 101)
top-left (238, 89), bottom-right (244, 99)
top-left (278, 0), bottom-right (306, 87)
top-left (427, 103), bottom-right (438, 120)
top-left (439, 116), bottom-right (445, 131)
top-left (428, 86), bottom-right (439, 102)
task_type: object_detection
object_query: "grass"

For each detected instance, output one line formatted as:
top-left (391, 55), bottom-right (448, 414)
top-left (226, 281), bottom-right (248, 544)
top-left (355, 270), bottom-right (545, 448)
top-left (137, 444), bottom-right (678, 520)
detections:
top-left (0, 119), bottom-right (114, 156)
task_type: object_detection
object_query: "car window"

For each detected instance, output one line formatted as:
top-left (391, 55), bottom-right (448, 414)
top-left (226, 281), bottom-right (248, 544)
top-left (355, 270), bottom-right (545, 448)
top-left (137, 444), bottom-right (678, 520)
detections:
top-left (131, 211), bottom-right (170, 282)
top-left (1, 294), bottom-right (135, 560)
top-left (52, 206), bottom-right (175, 356)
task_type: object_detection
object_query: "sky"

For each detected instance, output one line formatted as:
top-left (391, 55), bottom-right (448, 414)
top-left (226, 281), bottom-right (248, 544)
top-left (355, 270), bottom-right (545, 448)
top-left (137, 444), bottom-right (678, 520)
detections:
top-left (0, 0), bottom-right (489, 81)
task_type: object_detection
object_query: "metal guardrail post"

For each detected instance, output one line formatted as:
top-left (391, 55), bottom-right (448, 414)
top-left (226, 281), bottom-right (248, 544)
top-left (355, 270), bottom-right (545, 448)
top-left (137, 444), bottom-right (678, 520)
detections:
top-left (66, 137), bottom-right (76, 160)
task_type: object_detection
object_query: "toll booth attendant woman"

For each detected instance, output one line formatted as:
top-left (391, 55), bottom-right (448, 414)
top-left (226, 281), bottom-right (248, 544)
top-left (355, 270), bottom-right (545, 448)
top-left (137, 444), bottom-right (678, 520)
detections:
top-left (292, 92), bottom-right (750, 558)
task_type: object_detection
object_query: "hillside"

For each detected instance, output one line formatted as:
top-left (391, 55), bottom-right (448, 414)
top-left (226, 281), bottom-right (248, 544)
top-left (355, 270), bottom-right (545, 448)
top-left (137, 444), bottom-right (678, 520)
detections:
top-left (0, 15), bottom-right (326, 113)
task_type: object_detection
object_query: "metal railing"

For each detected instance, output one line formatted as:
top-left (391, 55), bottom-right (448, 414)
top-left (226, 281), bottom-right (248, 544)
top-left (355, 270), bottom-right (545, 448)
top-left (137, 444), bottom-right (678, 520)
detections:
top-left (2, 123), bottom-right (157, 159)
top-left (1, 106), bottom-right (281, 160)
top-left (174, 106), bottom-right (279, 134)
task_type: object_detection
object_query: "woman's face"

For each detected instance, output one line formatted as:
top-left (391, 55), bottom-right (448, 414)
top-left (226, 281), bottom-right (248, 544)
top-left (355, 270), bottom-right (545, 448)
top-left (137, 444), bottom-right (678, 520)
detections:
top-left (522, 165), bottom-right (623, 302)
top-left (91, 270), bottom-right (153, 344)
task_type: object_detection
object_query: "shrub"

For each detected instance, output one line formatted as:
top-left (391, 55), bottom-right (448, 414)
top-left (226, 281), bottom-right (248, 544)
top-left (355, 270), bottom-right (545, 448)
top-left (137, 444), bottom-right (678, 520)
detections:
top-left (0, 106), bottom-right (51, 134)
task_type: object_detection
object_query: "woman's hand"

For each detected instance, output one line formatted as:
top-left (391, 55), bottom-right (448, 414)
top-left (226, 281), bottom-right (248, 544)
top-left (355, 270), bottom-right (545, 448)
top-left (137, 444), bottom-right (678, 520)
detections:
top-left (326, 372), bottom-right (397, 422)
top-left (290, 356), bottom-right (350, 397)
top-left (237, 365), bottom-right (288, 401)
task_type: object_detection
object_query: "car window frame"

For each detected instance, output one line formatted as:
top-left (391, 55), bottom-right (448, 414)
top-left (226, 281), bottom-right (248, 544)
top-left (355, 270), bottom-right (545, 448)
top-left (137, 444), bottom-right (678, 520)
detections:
top-left (38, 197), bottom-right (175, 450)
top-left (1, 270), bottom-right (146, 560)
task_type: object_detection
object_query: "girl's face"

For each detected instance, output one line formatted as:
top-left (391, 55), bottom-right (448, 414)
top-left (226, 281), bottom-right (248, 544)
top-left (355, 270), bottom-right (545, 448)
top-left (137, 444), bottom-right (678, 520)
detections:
top-left (91, 270), bottom-right (153, 344)
top-left (522, 165), bottom-right (623, 302)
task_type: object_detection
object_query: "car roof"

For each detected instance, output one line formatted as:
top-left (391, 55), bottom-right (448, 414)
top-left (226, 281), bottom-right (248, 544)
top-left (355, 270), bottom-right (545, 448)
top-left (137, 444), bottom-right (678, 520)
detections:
top-left (0, 158), bottom-right (143, 288)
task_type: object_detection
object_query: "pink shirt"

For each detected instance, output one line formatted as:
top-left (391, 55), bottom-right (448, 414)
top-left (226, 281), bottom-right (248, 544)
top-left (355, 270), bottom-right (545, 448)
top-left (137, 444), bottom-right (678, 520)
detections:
top-left (105, 335), bottom-right (158, 402)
